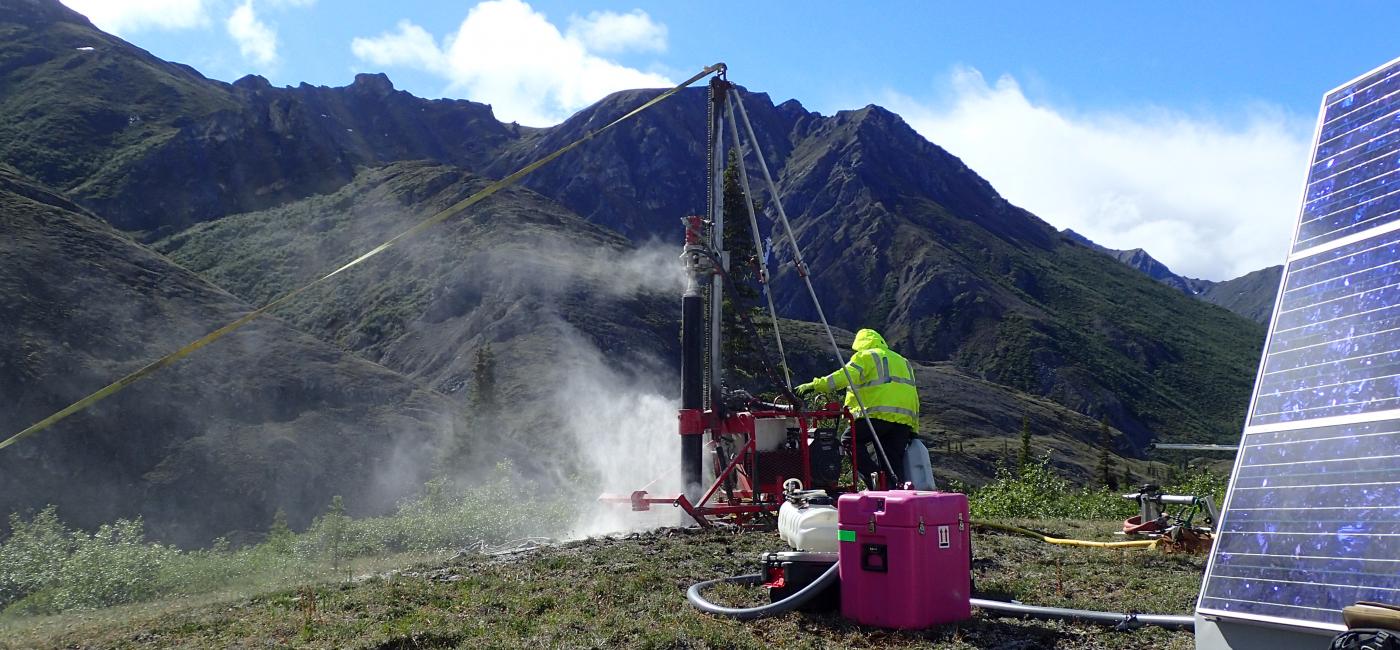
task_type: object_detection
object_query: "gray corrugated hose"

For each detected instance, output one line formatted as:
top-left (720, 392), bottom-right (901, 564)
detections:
top-left (686, 567), bottom-right (1195, 630)
top-left (686, 563), bottom-right (839, 620)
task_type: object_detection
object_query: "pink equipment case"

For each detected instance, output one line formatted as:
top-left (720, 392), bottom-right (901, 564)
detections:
top-left (836, 490), bottom-right (972, 629)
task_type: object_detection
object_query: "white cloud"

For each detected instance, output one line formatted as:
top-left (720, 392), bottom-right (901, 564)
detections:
top-left (60, 0), bottom-right (210, 35)
top-left (565, 9), bottom-right (667, 54)
top-left (226, 0), bottom-right (277, 68)
top-left (351, 0), bottom-right (672, 127)
top-left (887, 66), bottom-right (1313, 280)
top-left (350, 20), bottom-right (445, 73)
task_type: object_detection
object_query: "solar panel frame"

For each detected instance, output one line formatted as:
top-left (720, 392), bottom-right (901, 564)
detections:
top-left (1198, 54), bottom-right (1400, 632)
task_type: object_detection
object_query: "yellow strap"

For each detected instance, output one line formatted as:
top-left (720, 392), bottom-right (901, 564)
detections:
top-left (973, 520), bottom-right (1159, 549)
top-left (0, 63), bottom-right (726, 452)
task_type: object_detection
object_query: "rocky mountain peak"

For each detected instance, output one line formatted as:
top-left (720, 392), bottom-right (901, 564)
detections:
top-left (350, 72), bottom-right (396, 96)
top-left (7, 0), bottom-right (89, 26)
top-left (232, 74), bottom-right (273, 92)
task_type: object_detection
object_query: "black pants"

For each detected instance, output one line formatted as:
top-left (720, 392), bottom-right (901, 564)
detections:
top-left (848, 418), bottom-right (913, 490)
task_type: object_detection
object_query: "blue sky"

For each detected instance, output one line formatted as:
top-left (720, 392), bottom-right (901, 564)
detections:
top-left (58, 0), bottom-right (1400, 280)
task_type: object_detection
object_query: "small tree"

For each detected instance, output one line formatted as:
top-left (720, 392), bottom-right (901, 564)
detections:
top-left (437, 344), bottom-right (499, 475)
top-left (471, 344), bottom-right (497, 412)
top-left (317, 496), bottom-right (349, 570)
top-left (1018, 415), bottom-right (1032, 471)
top-left (266, 508), bottom-right (293, 554)
top-left (1121, 462), bottom-right (1133, 489)
top-left (720, 152), bottom-right (771, 383)
top-left (1098, 417), bottom-right (1115, 488)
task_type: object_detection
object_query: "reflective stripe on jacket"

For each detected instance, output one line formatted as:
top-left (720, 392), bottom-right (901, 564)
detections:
top-left (815, 329), bottom-right (919, 429)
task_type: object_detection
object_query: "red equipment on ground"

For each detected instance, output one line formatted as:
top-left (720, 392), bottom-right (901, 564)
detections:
top-left (607, 403), bottom-right (864, 527)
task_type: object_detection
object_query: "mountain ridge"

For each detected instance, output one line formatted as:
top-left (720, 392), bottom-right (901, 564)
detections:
top-left (501, 86), bottom-right (1263, 447)
top-left (0, 0), bottom-right (515, 238)
top-left (1062, 228), bottom-right (1283, 324)
top-left (1, 0), bottom-right (1265, 444)
top-left (0, 0), bottom-right (1269, 541)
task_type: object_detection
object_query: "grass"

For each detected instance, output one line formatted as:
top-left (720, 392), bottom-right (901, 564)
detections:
top-left (0, 521), bottom-right (1205, 649)
top-left (0, 465), bottom-right (571, 619)
top-left (0, 463), bottom-right (1227, 648)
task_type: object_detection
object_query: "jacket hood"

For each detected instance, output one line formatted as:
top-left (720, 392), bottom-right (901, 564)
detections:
top-left (851, 328), bottom-right (889, 352)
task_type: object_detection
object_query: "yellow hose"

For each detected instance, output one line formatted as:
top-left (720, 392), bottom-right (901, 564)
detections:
top-left (972, 520), bottom-right (1158, 549)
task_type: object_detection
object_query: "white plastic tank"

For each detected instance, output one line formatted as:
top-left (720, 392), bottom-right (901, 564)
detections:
top-left (779, 493), bottom-right (839, 552)
top-left (903, 438), bottom-right (937, 490)
top-left (754, 417), bottom-right (793, 451)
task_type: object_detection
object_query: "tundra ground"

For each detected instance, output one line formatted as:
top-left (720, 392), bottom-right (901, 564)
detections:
top-left (0, 520), bottom-right (1203, 649)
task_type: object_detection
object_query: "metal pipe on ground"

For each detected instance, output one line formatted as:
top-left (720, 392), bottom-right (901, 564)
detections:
top-left (686, 568), bottom-right (1195, 630)
top-left (971, 598), bottom-right (1196, 630)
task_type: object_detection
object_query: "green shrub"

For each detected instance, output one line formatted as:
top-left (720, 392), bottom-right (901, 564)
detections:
top-left (49, 518), bottom-right (170, 611)
top-left (340, 460), bottom-right (573, 554)
top-left (0, 462), bottom-right (576, 618)
top-left (0, 507), bottom-right (71, 606)
top-left (1167, 470), bottom-right (1228, 508)
top-left (968, 456), bottom-right (1226, 522)
top-left (1, 513), bottom-right (173, 614)
top-left (970, 458), bottom-right (1135, 520)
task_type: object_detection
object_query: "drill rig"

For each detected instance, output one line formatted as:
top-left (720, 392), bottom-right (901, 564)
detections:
top-left (600, 71), bottom-right (902, 527)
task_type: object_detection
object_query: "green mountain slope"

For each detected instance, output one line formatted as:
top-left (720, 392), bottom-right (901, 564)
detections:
top-left (0, 165), bottom-right (472, 546)
top-left (510, 97), bottom-right (1267, 447)
top-left (0, 1), bottom-right (237, 227)
top-left (155, 162), bottom-right (1160, 487)
top-left (155, 161), bottom-right (680, 398)
top-left (0, 0), bottom-right (1268, 518)
top-left (0, 0), bottom-right (514, 237)
top-left (1062, 228), bottom-right (1282, 324)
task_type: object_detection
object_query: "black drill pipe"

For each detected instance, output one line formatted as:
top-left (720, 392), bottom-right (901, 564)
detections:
top-left (680, 288), bottom-right (705, 495)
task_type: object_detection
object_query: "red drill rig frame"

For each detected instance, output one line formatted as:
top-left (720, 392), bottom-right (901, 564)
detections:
top-left (601, 75), bottom-right (880, 528)
top-left (597, 215), bottom-right (870, 528)
top-left (608, 403), bottom-right (866, 528)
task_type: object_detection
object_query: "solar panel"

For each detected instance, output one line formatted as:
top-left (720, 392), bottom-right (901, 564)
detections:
top-left (1198, 55), bottom-right (1400, 632)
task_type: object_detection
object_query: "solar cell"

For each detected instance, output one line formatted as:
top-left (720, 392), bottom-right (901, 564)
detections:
top-left (1252, 229), bottom-right (1400, 425)
top-left (1199, 420), bottom-right (1400, 627)
top-left (1295, 62), bottom-right (1400, 253)
top-left (1199, 55), bottom-right (1400, 632)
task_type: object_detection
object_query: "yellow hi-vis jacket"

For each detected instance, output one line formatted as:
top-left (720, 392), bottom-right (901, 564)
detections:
top-left (813, 329), bottom-right (919, 429)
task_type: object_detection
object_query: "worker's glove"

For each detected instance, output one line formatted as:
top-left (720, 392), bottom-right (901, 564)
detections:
top-left (794, 381), bottom-right (819, 397)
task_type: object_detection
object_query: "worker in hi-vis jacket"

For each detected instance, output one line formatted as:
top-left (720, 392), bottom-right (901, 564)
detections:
top-left (795, 328), bottom-right (919, 489)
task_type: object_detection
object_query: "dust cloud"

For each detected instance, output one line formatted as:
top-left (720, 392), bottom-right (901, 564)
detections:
top-left (549, 327), bottom-right (685, 537)
top-left (405, 234), bottom-right (695, 538)
top-left (487, 240), bottom-right (692, 538)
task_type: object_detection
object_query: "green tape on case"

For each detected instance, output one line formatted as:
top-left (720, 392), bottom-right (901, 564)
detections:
top-left (838, 529), bottom-right (857, 543)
